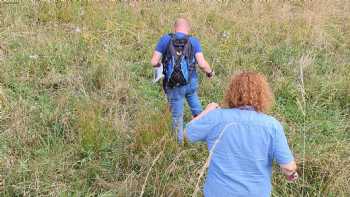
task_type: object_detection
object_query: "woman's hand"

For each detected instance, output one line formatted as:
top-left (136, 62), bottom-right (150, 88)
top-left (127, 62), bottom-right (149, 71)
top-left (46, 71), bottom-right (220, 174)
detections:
top-left (191, 102), bottom-right (219, 121)
top-left (205, 102), bottom-right (219, 112)
top-left (280, 161), bottom-right (298, 182)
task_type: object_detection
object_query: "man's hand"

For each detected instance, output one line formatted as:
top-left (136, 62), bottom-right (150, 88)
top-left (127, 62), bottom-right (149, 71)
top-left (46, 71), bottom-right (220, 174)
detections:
top-left (151, 51), bottom-right (162, 67)
top-left (206, 70), bottom-right (215, 79)
top-left (153, 62), bottom-right (162, 68)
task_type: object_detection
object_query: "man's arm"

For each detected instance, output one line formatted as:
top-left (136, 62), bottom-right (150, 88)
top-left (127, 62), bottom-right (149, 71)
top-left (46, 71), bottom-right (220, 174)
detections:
top-left (151, 51), bottom-right (162, 67)
top-left (195, 52), bottom-right (213, 76)
top-left (152, 34), bottom-right (169, 66)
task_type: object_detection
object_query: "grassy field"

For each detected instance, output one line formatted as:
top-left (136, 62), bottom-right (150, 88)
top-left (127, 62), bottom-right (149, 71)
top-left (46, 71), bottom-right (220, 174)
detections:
top-left (0, 0), bottom-right (349, 196)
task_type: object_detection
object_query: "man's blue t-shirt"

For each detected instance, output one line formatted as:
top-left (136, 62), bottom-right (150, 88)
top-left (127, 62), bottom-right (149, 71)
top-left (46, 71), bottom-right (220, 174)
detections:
top-left (155, 32), bottom-right (202, 82)
top-left (185, 108), bottom-right (294, 197)
top-left (155, 32), bottom-right (202, 55)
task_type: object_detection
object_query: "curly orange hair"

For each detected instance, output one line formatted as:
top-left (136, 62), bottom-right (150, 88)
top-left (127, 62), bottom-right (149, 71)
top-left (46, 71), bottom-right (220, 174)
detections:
top-left (223, 71), bottom-right (274, 113)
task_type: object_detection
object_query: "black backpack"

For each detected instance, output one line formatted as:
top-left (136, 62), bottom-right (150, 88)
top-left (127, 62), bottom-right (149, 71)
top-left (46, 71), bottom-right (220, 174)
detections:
top-left (162, 33), bottom-right (196, 88)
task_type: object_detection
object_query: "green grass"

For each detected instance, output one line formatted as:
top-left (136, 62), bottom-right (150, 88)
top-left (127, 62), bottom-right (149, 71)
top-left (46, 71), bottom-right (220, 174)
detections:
top-left (0, 1), bottom-right (349, 196)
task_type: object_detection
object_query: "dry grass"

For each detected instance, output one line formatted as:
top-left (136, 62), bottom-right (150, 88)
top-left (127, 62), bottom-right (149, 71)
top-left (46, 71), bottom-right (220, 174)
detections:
top-left (0, 0), bottom-right (349, 196)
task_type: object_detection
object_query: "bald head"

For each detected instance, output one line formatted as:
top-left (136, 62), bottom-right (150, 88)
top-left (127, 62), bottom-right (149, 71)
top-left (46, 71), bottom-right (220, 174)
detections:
top-left (174, 18), bottom-right (191, 34)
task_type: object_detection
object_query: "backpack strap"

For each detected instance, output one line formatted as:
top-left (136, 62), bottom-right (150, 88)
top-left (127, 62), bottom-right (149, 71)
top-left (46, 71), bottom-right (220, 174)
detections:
top-left (168, 35), bottom-right (178, 60)
top-left (162, 33), bottom-right (175, 92)
top-left (161, 33), bottom-right (174, 65)
top-left (182, 35), bottom-right (196, 72)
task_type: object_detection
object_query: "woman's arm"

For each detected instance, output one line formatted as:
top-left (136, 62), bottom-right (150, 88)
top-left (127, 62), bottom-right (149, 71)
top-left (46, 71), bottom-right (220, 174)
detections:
top-left (280, 160), bottom-right (297, 173)
top-left (273, 121), bottom-right (298, 181)
top-left (191, 102), bottom-right (219, 121)
top-left (182, 102), bottom-right (219, 143)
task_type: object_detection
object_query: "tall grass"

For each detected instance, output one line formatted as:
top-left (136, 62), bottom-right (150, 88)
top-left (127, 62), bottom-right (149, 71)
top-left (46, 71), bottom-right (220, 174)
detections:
top-left (0, 0), bottom-right (349, 196)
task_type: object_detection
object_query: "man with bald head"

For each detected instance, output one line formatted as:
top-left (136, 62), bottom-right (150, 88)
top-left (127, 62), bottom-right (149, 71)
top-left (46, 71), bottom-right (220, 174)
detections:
top-left (151, 18), bottom-right (213, 141)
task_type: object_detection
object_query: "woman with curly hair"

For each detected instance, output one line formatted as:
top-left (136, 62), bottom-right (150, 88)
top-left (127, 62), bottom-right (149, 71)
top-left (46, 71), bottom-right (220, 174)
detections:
top-left (184, 71), bottom-right (298, 197)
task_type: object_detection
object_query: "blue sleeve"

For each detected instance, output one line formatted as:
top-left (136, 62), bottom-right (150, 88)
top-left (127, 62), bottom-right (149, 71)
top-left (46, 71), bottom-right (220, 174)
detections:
top-left (273, 121), bottom-right (294, 165)
top-left (184, 110), bottom-right (217, 143)
top-left (190, 37), bottom-right (202, 54)
top-left (155, 35), bottom-right (170, 54)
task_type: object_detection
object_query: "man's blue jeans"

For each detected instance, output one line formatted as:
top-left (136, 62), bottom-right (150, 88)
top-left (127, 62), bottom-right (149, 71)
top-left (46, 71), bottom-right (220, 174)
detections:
top-left (166, 80), bottom-right (202, 142)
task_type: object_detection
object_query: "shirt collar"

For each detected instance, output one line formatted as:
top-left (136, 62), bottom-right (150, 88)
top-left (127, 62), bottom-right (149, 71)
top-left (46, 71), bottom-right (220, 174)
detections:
top-left (175, 32), bottom-right (187, 37)
top-left (238, 106), bottom-right (255, 111)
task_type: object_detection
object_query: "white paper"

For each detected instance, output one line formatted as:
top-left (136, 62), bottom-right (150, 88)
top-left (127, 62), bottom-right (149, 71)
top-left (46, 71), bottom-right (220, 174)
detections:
top-left (153, 64), bottom-right (164, 83)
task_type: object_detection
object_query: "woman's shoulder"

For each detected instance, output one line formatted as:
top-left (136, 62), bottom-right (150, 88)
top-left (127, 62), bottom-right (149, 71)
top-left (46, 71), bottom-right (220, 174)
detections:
top-left (204, 108), bottom-right (222, 119)
top-left (206, 108), bottom-right (242, 121)
top-left (256, 113), bottom-right (284, 132)
top-left (201, 108), bottom-right (230, 123)
top-left (207, 108), bottom-right (283, 127)
top-left (221, 108), bottom-right (282, 126)
top-left (253, 111), bottom-right (281, 125)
